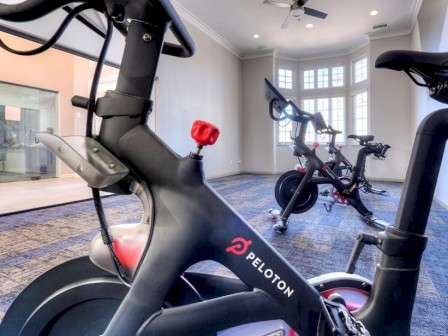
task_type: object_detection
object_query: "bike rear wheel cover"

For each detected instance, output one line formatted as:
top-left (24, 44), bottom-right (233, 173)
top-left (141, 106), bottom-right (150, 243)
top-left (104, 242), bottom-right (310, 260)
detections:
top-left (275, 170), bottom-right (318, 214)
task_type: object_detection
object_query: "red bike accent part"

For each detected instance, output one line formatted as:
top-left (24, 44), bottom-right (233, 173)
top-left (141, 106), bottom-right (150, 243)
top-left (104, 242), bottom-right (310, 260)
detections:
top-left (191, 120), bottom-right (220, 146)
top-left (321, 287), bottom-right (369, 312)
top-left (112, 238), bottom-right (145, 271)
top-left (313, 142), bottom-right (319, 148)
top-left (338, 145), bottom-right (343, 150)
top-left (333, 189), bottom-right (348, 204)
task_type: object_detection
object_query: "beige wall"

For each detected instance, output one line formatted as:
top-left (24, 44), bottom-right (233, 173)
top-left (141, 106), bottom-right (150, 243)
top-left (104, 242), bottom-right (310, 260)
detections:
top-left (156, 21), bottom-right (243, 178)
top-left (241, 56), bottom-right (274, 173)
top-left (369, 35), bottom-right (412, 181)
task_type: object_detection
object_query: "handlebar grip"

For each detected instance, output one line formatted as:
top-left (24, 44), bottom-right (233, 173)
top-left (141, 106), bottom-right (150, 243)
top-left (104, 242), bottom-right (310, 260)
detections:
top-left (71, 95), bottom-right (90, 109)
top-left (381, 144), bottom-right (391, 156)
top-left (0, 0), bottom-right (81, 21)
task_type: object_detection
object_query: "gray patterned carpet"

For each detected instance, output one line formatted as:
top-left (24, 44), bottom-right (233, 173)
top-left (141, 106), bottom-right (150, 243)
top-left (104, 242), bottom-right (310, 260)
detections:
top-left (0, 174), bottom-right (447, 335)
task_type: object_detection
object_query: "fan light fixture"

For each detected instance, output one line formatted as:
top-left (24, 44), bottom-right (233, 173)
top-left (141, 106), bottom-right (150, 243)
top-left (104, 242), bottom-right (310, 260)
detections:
top-left (253, 33), bottom-right (260, 39)
top-left (305, 23), bottom-right (314, 29)
top-left (292, 7), bottom-right (305, 17)
top-left (370, 10), bottom-right (379, 16)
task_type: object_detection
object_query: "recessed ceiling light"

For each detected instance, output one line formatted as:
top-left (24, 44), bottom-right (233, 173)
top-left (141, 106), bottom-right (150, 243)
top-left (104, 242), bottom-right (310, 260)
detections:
top-left (305, 23), bottom-right (314, 29)
top-left (370, 10), bottom-right (379, 16)
top-left (252, 33), bottom-right (260, 39)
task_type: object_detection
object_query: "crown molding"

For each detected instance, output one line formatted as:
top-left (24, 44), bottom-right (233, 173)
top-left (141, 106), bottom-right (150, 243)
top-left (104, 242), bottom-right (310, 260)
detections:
top-left (172, 0), bottom-right (241, 58)
top-left (366, 28), bottom-right (412, 41)
top-left (241, 49), bottom-right (275, 60)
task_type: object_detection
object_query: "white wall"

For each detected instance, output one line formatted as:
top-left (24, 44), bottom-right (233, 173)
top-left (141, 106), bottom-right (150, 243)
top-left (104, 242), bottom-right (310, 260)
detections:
top-left (241, 56), bottom-right (275, 173)
top-left (369, 35), bottom-right (413, 181)
top-left (411, 0), bottom-right (448, 206)
top-left (156, 21), bottom-right (243, 178)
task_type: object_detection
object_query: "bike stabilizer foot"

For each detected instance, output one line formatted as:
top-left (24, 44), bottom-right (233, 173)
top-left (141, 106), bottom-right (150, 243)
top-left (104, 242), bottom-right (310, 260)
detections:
top-left (273, 218), bottom-right (288, 233)
top-left (363, 215), bottom-right (390, 230)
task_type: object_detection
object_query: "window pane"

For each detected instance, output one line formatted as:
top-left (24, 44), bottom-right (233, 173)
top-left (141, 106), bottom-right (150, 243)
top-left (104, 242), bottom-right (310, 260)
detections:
top-left (354, 91), bottom-right (368, 135)
top-left (303, 70), bottom-right (314, 90)
top-left (279, 68), bottom-right (293, 89)
top-left (354, 58), bottom-right (367, 83)
top-left (302, 99), bottom-right (315, 142)
top-left (278, 105), bottom-right (294, 143)
top-left (331, 97), bottom-right (345, 142)
top-left (302, 97), bottom-right (345, 143)
top-left (332, 66), bottom-right (344, 87)
top-left (317, 68), bottom-right (329, 88)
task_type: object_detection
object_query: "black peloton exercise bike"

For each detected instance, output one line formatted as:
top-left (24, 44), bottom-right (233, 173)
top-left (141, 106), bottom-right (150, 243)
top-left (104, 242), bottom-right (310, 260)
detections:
top-left (265, 79), bottom-right (390, 232)
top-left (320, 126), bottom-right (390, 195)
top-left (0, 0), bottom-right (447, 335)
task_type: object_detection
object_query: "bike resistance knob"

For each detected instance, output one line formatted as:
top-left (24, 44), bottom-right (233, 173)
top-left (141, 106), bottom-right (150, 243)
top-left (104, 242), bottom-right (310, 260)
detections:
top-left (190, 120), bottom-right (220, 157)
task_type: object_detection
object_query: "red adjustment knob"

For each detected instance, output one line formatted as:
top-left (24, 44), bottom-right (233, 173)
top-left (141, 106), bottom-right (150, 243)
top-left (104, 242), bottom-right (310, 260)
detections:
top-left (313, 142), bottom-right (319, 148)
top-left (191, 120), bottom-right (220, 146)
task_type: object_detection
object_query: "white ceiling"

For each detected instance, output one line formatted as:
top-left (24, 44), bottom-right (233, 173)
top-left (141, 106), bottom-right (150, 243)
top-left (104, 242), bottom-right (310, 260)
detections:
top-left (174, 0), bottom-right (423, 60)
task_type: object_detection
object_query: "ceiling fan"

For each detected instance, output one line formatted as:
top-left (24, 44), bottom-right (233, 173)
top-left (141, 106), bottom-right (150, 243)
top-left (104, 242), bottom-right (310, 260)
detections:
top-left (263, 0), bottom-right (328, 29)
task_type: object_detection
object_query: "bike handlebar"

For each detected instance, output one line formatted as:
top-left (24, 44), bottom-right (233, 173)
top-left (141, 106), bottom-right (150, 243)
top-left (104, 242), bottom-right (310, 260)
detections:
top-left (0, 0), bottom-right (195, 58)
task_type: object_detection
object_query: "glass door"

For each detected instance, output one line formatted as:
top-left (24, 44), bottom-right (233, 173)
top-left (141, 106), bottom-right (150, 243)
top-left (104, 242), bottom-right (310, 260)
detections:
top-left (0, 82), bottom-right (58, 183)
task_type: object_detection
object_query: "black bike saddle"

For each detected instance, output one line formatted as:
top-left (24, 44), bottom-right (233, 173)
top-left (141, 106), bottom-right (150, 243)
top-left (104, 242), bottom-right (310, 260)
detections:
top-left (347, 134), bottom-right (374, 142)
top-left (376, 50), bottom-right (448, 78)
top-left (376, 50), bottom-right (448, 103)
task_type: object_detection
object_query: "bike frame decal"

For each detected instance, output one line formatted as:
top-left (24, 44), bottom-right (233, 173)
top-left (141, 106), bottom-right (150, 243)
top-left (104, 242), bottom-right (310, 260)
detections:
top-left (226, 237), bottom-right (295, 298)
top-left (225, 237), bottom-right (253, 255)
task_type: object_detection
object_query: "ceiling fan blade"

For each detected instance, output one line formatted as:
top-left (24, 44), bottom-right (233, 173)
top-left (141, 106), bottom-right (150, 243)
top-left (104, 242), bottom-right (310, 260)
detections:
top-left (281, 12), bottom-right (295, 29)
top-left (263, 0), bottom-right (291, 9)
top-left (304, 7), bottom-right (328, 19)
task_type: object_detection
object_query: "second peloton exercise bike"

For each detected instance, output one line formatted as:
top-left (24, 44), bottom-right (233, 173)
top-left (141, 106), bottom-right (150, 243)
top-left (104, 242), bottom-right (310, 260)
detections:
top-left (265, 79), bottom-right (390, 232)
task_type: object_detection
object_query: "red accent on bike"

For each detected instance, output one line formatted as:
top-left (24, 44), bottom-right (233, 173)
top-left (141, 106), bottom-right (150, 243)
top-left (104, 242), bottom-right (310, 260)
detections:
top-left (288, 328), bottom-right (299, 336)
top-left (333, 189), bottom-right (348, 204)
top-left (226, 237), bottom-right (253, 256)
top-left (297, 167), bottom-right (306, 173)
top-left (191, 120), bottom-right (220, 146)
top-left (313, 142), bottom-right (319, 148)
top-left (321, 288), bottom-right (369, 312)
top-left (112, 239), bottom-right (144, 270)
top-left (321, 165), bottom-right (328, 171)
top-left (338, 145), bottom-right (343, 150)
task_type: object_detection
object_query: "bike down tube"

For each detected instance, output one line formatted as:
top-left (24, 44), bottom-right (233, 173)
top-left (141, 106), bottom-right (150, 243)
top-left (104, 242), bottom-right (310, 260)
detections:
top-left (355, 109), bottom-right (448, 335)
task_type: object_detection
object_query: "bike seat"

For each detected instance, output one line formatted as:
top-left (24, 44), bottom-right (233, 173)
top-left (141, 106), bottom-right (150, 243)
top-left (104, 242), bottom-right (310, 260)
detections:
top-left (347, 134), bottom-right (374, 142)
top-left (375, 50), bottom-right (448, 79)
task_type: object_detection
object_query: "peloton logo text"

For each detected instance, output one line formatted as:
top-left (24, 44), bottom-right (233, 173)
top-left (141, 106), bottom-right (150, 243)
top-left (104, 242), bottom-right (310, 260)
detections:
top-left (226, 237), bottom-right (295, 298)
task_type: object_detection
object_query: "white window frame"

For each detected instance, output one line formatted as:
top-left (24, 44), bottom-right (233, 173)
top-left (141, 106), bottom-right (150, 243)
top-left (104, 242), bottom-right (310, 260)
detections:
top-left (353, 90), bottom-right (369, 136)
top-left (278, 67), bottom-right (294, 90)
top-left (303, 65), bottom-right (345, 90)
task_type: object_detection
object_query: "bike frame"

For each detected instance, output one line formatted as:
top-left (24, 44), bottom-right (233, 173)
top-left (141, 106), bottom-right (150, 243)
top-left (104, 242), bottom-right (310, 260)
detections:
top-left (0, 1), bottom-right (439, 335)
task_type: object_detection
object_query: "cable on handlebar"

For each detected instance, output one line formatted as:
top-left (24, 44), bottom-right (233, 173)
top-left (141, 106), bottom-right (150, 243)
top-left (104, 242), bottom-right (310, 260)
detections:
top-left (0, 3), bottom-right (94, 56)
